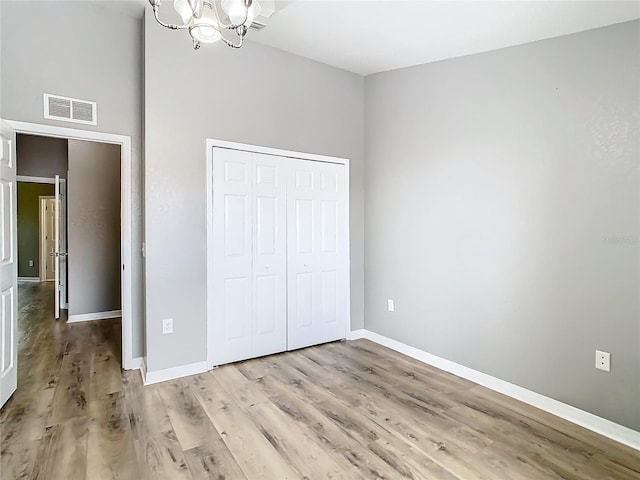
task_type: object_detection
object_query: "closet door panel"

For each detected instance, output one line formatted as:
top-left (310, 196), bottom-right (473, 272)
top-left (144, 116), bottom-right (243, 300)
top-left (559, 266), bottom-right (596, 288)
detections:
top-left (212, 148), bottom-right (253, 365)
top-left (251, 153), bottom-right (287, 358)
top-left (287, 160), bottom-right (347, 350)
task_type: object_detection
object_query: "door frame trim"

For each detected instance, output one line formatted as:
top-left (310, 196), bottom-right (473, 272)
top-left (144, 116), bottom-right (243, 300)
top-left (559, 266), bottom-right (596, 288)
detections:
top-left (205, 138), bottom-right (351, 369)
top-left (7, 120), bottom-right (135, 370)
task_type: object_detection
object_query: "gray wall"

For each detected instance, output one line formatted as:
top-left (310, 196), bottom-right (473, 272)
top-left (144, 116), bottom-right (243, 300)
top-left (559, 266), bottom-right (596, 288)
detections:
top-left (17, 182), bottom-right (55, 277)
top-left (144, 12), bottom-right (365, 372)
top-left (68, 140), bottom-right (122, 315)
top-left (364, 20), bottom-right (640, 430)
top-left (17, 134), bottom-right (68, 179)
top-left (0, 1), bottom-right (144, 357)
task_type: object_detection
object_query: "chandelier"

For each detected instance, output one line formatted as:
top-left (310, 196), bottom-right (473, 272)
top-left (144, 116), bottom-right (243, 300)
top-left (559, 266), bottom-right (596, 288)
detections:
top-left (148, 0), bottom-right (261, 49)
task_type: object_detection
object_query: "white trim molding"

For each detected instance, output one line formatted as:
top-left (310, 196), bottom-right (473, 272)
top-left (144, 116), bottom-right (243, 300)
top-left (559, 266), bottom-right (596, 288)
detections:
top-left (6, 120), bottom-right (135, 371)
top-left (68, 310), bottom-right (122, 323)
top-left (347, 329), bottom-right (366, 340)
top-left (17, 175), bottom-right (56, 184)
top-left (17, 277), bottom-right (41, 282)
top-left (142, 361), bottom-right (208, 386)
top-left (129, 357), bottom-right (144, 370)
top-left (353, 329), bottom-right (640, 451)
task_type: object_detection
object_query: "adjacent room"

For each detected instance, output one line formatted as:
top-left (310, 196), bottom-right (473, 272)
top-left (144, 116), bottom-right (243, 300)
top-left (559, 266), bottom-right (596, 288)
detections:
top-left (0, 0), bottom-right (638, 479)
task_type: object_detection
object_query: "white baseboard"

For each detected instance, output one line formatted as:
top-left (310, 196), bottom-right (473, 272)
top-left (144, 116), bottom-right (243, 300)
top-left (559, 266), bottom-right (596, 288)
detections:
top-left (353, 329), bottom-right (640, 451)
top-left (18, 277), bottom-right (41, 282)
top-left (125, 356), bottom-right (143, 371)
top-left (347, 329), bottom-right (366, 340)
top-left (67, 310), bottom-right (122, 323)
top-left (142, 361), bottom-right (208, 386)
top-left (139, 357), bottom-right (147, 382)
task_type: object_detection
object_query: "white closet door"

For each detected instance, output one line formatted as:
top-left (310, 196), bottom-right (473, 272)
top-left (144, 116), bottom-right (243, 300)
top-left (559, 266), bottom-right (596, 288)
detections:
top-left (287, 160), bottom-right (347, 350)
top-left (211, 148), bottom-right (253, 365)
top-left (251, 153), bottom-right (287, 357)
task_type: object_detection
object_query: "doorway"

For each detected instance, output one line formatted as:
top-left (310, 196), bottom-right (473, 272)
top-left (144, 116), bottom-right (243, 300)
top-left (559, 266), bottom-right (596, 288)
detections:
top-left (5, 120), bottom-right (134, 372)
top-left (16, 133), bottom-right (122, 317)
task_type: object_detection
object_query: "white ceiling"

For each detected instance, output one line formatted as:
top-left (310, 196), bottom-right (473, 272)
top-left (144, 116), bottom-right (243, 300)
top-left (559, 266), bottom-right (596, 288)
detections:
top-left (251, 0), bottom-right (640, 75)
top-left (99, 0), bottom-right (640, 75)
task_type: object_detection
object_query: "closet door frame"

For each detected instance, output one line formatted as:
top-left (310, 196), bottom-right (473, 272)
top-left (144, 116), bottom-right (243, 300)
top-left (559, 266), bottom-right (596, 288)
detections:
top-left (206, 139), bottom-right (350, 370)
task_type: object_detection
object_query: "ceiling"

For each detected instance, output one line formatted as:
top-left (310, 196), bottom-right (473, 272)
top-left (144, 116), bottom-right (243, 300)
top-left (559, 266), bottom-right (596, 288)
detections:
top-left (100, 0), bottom-right (640, 75)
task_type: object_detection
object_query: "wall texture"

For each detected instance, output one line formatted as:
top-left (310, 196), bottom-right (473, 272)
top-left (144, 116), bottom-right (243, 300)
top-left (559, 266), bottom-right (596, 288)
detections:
top-left (16, 134), bottom-right (68, 179)
top-left (144, 12), bottom-right (365, 372)
top-left (68, 140), bottom-right (122, 315)
top-left (17, 182), bottom-right (54, 277)
top-left (364, 20), bottom-right (640, 430)
top-left (0, 1), bottom-right (144, 357)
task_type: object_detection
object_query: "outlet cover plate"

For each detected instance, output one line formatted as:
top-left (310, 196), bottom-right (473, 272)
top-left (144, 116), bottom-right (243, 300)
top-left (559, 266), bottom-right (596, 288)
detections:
top-left (162, 318), bottom-right (173, 335)
top-left (595, 350), bottom-right (610, 372)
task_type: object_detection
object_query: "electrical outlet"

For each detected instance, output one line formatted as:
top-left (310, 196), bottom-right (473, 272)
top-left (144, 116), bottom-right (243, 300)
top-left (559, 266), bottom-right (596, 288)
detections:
top-left (28, 260), bottom-right (34, 267)
top-left (162, 318), bottom-right (173, 335)
top-left (595, 350), bottom-right (610, 372)
top-left (387, 299), bottom-right (395, 312)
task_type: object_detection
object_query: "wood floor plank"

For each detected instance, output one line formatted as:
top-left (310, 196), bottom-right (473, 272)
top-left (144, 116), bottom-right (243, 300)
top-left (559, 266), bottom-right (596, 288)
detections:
top-left (155, 379), bottom-right (221, 452)
top-left (86, 391), bottom-right (140, 479)
top-left (186, 373), bottom-right (299, 479)
top-left (89, 322), bottom-right (124, 398)
top-left (48, 352), bottom-right (91, 424)
top-left (368, 436), bottom-right (461, 480)
top-left (30, 417), bottom-right (90, 480)
top-left (183, 443), bottom-right (248, 480)
top-left (210, 364), bottom-right (272, 409)
top-left (122, 371), bottom-right (193, 480)
top-left (255, 373), bottom-right (416, 479)
top-left (1, 387), bottom-right (54, 444)
top-left (0, 437), bottom-right (39, 480)
top-left (250, 401), bottom-right (354, 479)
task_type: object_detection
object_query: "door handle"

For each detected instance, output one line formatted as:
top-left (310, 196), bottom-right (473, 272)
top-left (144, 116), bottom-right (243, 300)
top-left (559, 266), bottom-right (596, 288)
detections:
top-left (304, 263), bottom-right (309, 267)
top-left (265, 265), bottom-right (270, 270)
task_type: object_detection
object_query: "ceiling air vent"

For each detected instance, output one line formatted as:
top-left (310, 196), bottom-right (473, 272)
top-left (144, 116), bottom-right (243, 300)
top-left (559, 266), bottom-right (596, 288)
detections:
top-left (43, 93), bottom-right (97, 126)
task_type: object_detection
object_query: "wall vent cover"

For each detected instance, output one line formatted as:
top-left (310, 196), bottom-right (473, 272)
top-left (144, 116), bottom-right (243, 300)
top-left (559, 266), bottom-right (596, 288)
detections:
top-left (43, 93), bottom-right (97, 125)
top-left (249, 20), bottom-right (267, 31)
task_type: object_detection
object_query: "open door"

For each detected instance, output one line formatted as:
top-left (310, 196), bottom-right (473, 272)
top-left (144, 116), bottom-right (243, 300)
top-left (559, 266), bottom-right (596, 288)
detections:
top-left (0, 120), bottom-right (18, 408)
top-left (59, 179), bottom-right (67, 310)
top-left (53, 175), bottom-right (65, 319)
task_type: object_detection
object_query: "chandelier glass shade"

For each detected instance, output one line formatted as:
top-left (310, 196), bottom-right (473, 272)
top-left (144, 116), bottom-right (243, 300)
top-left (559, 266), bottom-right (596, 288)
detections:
top-left (149, 0), bottom-right (261, 49)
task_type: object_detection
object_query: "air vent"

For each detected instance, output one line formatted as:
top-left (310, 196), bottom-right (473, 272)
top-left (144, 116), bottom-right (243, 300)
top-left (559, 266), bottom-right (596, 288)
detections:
top-left (43, 93), bottom-right (97, 125)
top-left (249, 20), bottom-right (267, 31)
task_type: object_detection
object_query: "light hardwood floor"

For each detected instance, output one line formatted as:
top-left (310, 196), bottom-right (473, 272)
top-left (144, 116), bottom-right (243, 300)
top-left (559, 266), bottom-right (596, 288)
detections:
top-left (1, 283), bottom-right (639, 479)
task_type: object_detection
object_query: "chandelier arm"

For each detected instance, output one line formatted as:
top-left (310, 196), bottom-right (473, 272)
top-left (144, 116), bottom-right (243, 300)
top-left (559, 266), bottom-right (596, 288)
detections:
top-left (151, 4), bottom-right (191, 30)
top-left (210, 0), bottom-right (249, 30)
top-left (219, 30), bottom-right (244, 48)
top-left (189, 0), bottom-right (201, 19)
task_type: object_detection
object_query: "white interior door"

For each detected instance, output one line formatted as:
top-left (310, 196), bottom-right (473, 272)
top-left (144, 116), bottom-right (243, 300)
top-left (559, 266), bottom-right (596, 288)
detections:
top-left (212, 148), bottom-right (253, 365)
top-left (0, 120), bottom-right (18, 408)
top-left (54, 175), bottom-right (60, 319)
top-left (287, 160), bottom-right (347, 350)
top-left (58, 179), bottom-right (67, 309)
top-left (251, 153), bottom-right (286, 358)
